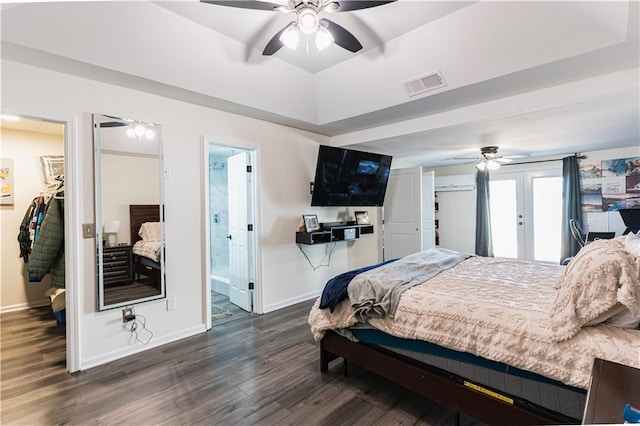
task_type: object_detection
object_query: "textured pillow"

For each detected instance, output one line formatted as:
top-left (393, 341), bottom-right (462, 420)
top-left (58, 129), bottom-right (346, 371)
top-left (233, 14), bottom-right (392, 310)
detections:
top-left (550, 238), bottom-right (640, 341)
top-left (138, 222), bottom-right (161, 241)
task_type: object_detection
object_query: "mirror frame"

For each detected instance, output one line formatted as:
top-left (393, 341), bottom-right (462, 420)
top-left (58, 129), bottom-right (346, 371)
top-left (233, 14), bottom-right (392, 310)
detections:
top-left (93, 113), bottom-right (166, 311)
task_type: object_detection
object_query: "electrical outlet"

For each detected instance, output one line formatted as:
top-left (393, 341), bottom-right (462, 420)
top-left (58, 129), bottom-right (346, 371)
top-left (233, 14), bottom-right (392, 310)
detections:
top-left (122, 307), bottom-right (134, 323)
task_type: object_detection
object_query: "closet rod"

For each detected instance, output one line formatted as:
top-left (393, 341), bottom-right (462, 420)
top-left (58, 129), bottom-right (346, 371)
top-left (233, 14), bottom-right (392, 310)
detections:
top-left (502, 154), bottom-right (587, 166)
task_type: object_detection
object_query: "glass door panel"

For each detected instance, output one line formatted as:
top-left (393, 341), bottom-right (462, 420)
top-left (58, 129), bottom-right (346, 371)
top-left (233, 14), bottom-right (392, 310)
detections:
top-left (490, 179), bottom-right (519, 259)
top-left (531, 176), bottom-right (562, 263)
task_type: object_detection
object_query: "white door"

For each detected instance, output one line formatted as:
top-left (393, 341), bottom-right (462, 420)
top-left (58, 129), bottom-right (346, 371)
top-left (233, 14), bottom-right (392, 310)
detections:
top-left (490, 170), bottom-right (562, 262)
top-left (422, 171), bottom-right (436, 250)
top-left (383, 167), bottom-right (423, 259)
top-left (227, 152), bottom-right (251, 311)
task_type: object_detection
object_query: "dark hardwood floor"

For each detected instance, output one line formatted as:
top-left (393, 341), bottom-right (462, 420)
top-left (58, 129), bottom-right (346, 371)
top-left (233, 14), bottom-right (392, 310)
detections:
top-left (1, 300), bottom-right (482, 425)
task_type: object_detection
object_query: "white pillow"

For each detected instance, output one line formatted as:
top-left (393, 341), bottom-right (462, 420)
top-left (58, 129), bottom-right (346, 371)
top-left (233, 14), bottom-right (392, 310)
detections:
top-left (625, 232), bottom-right (640, 257)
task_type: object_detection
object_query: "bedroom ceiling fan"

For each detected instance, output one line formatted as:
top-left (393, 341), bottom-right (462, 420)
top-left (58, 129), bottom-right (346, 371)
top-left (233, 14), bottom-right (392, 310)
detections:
top-left (201, 0), bottom-right (397, 55)
top-left (447, 146), bottom-right (530, 171)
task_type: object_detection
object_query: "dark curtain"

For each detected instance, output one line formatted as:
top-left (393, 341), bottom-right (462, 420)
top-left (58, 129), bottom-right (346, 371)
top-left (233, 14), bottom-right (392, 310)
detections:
top-left (475, 169), bottom-right (493, 257)
top-left (560, 155), bottom-right (583, 262)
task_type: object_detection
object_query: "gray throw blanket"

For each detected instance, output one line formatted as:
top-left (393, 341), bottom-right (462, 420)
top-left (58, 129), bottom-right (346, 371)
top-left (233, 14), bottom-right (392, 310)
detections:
top-left (348, 248), bottom-right (472, 321)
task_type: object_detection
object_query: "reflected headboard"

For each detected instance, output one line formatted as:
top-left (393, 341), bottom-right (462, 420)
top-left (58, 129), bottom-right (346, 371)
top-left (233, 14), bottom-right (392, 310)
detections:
top-left (129, 204), bottom-right (160, 244)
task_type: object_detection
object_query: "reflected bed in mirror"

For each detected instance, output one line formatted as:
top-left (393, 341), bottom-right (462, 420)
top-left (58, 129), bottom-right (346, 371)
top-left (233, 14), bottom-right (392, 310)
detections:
top-left (93, 114), bottom-right (165, 311)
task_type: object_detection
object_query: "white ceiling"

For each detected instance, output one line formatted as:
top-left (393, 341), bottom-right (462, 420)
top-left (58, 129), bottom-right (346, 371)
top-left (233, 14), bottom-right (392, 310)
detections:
top-left (1, 0), bottom-right (639, 167)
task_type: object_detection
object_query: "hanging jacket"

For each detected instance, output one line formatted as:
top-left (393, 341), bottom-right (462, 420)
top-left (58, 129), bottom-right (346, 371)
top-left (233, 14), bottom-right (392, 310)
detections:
top-left (28, 195), bottom-right (65, 288)
top-left (17, 197), bottom-right (38, 263)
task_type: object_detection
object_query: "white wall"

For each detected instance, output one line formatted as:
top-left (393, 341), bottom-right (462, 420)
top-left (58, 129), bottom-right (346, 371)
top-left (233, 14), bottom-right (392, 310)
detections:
top-left (0, 127), bottom-right (64, 311)
top-left (2, 59), bottom-right (381, 369)
top-left (429, 146), bottom-right (640, 253)
top-left (101, 153), bottom-right (159, 245)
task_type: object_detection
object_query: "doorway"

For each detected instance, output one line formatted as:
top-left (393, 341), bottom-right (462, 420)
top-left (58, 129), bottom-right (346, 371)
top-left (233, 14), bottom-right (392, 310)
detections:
top-left (204, 142), bottom-right (258, 328)
top-left (0, 114), bottom-right (67, 371)
top-left (489, 170), bottom-right (562, 262)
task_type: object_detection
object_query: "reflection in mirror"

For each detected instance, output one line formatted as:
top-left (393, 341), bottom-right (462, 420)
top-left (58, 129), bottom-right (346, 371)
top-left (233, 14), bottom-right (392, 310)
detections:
top-left (93, 114), bottom-right (165, 311)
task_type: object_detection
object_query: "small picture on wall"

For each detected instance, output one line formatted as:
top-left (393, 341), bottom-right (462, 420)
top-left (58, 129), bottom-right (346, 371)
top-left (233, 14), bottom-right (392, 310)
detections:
top-left (0, 158), bottom-right (14, 205)
top-left (302, 214), bottom-right (320, 233)
top-left (355, 211), bottom-right (370, 225)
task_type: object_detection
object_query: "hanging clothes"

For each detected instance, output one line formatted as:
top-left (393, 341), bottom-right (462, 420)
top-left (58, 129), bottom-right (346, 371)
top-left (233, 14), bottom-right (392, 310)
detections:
top-left (17, 197), bottom-right (38, 262)
top-left (22, 180), bottom-right (66, 288)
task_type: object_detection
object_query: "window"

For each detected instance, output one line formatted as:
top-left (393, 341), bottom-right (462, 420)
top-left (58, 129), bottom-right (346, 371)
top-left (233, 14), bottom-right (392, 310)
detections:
top-left (490, 170), bottom-right (562, 263)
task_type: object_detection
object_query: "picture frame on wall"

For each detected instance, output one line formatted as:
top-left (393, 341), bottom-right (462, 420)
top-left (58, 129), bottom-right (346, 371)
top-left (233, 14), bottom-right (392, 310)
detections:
top-left (40, 155), bottom-right (64, 185)
top-left (0, 158), bottom-right (14, 205)
top-left (302, 214), bottom-right (320, 233)
top-left (355, 211), bottom-right (370, 225)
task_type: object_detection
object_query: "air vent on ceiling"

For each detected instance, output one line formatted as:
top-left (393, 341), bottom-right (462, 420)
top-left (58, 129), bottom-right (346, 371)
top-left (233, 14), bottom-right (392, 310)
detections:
top-left (401, 70), bottom-right (447, 97)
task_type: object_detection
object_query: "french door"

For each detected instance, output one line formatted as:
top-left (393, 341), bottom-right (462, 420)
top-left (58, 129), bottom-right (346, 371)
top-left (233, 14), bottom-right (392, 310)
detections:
top-left (489, 170), bottom-right (562, 263)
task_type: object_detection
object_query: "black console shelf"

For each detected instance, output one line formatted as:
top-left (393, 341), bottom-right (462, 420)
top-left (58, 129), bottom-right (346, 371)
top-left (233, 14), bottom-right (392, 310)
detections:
top-left (296, 223), bottom-right (374, 245)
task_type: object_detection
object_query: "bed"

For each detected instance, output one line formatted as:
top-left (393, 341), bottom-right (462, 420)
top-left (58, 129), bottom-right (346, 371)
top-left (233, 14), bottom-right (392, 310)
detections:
top-left (308, 235), bottom-right (640, 425)
top-left (129, 204), bottom-right (163, 288)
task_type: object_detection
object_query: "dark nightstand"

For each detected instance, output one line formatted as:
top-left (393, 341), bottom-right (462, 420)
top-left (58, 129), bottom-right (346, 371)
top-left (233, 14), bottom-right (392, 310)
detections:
top-left (583, 358), bottom-right (640, 424)
top-left (101, 245), bottom-right (133, 286)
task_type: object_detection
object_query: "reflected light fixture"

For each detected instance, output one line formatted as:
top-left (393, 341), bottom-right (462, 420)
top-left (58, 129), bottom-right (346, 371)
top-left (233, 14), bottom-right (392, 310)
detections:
top-left (126, 123), bottom-right (155, 141)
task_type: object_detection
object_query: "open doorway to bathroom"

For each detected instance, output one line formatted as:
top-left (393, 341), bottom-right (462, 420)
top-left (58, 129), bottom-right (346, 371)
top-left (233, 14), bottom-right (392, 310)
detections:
top-left (207, 143), bottom-right (257, 326)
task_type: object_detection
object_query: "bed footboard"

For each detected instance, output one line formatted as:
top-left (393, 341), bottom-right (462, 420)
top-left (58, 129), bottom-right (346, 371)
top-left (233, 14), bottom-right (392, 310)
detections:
top-left (319, 331), bottom-right (577, 425)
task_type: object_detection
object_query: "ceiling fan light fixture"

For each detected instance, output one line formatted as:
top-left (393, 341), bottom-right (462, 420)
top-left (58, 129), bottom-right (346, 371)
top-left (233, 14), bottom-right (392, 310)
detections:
top-left (298, 7), bottom-right (319, 34)
top-left (279, 25), bottom-right (300, 50)
top-left (476, 159), bottom-right (500, 171)
top-left (487, 159), bottom-right (501, 171)
top-left (315, 26), bottom-right (334, 51)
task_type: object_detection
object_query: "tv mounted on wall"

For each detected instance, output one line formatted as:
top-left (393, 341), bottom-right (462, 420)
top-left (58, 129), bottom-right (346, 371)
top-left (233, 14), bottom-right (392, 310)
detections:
top-left (310, 145), bottom-right (393, 207)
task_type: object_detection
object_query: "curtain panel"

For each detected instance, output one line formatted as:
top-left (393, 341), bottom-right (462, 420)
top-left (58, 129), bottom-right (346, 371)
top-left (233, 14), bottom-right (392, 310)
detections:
top-left (475, 169), bottom-right (494, 257)
top-left (561, 155), bottom-right (584, 262)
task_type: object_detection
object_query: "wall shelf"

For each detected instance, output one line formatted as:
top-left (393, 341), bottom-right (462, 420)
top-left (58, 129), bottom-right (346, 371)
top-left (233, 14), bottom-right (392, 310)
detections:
top-left (296, 223), bottom-right (374, 245)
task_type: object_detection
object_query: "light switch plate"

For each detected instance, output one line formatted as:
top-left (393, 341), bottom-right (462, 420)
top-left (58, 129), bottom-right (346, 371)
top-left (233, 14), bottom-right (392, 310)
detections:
top-left (82, 223), bottom-right (94, 239)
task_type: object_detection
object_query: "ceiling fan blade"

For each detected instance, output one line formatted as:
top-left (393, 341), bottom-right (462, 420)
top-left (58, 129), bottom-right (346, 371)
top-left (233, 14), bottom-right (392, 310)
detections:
top-left (322, 19), bottom-right (362, 52)
top-left (335, 0), bottom-right (397, 12)
top-left (200, 0), bottom-right (284, 11)
top-left (262, 23), bottom-right (290, 55)
top-left (496, 158), bottom-right (514, 163)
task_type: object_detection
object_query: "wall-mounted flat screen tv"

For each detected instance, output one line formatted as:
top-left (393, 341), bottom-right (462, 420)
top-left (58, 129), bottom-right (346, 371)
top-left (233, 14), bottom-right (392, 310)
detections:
top-left (311, 145), bottom-right (393, 207)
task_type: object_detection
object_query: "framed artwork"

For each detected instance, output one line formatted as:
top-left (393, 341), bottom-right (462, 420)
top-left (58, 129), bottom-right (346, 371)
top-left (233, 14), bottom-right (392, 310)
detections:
top-left (355, 211), bottom-right (370, 225)
top-left (40, 155), bottom-right (64, 185)
top-left (0, 158), bottom-right (14, 205)
top-left (302, 214), bottom-right (320, 233)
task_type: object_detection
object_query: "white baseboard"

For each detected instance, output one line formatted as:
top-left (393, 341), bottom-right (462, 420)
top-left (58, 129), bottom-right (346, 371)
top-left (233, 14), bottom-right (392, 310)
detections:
top-left (0, 299), bottom-right (50, 314)
top-left (80, 324), bottom-right (206, 370)
top-left (262, 290), bottom-right (321, 314)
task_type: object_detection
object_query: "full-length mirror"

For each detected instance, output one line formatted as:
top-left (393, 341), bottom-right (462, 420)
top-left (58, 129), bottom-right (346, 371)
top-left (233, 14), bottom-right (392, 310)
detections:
top-left (93, 113), bottom-right (165, 310)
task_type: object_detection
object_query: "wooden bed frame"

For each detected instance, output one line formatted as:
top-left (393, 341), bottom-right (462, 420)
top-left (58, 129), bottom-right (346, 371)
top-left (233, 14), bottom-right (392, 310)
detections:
top-left (320, 331), bottom-right (580, 425)
top-left (129, 204), bottom-right (162, 284)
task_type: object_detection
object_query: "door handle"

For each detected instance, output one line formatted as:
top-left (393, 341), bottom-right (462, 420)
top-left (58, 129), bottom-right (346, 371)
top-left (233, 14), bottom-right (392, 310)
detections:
top-left (226, 234), bottom-right (232, 240)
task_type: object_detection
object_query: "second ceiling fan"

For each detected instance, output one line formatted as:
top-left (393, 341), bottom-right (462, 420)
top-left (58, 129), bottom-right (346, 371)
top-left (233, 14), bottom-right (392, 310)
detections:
top-left (202, 0), bottom-right (397, 55)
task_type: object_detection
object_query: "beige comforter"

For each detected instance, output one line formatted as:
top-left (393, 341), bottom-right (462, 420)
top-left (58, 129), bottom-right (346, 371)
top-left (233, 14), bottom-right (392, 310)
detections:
top-left (308, 256), bottom-right (640, 389)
